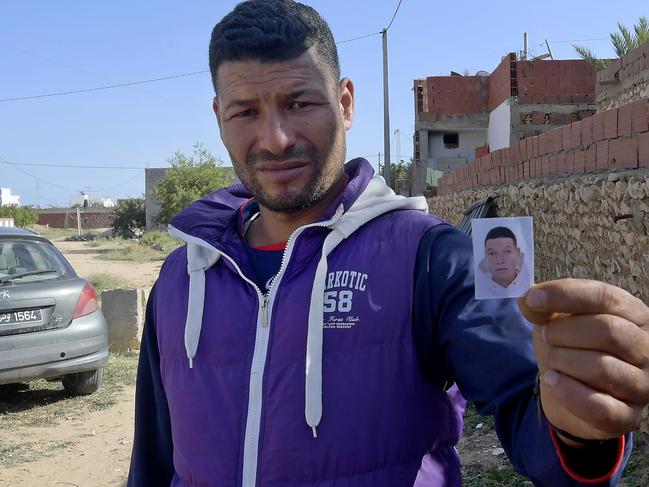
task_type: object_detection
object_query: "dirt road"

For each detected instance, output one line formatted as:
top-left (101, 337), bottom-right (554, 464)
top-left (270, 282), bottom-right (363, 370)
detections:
top-left (54, 241), bottom-right (161, 289)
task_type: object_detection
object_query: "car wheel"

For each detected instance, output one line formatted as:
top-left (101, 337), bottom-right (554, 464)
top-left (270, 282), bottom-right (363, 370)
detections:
top-left (62, 368), bottom-right (103, 395)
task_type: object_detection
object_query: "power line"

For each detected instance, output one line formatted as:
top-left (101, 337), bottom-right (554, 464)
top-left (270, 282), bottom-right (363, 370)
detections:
top-left (549, 37), bottom-right (609, 43)
top-left (0, 160), bottom-right (148, 170)
top-left (86, 173), bottom-right (142, 192)
top-left (386, 0), bottom-right (404, 31)
top-left (0, 70), bottom-right (209, 102)
top-left (360, 153), bottom-right (411, 159)
top-left (1, 28), bottom-right (392, 104)
top-left (337, 32), bottom-right (381, 44)
top-left (0, 156), bottom-right (75, 192)
top-left (0, 155), bottom-right (142, 193)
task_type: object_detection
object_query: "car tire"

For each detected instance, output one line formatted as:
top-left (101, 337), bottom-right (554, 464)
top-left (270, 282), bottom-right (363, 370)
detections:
top-left (62, 368), bottom-right (103, 395)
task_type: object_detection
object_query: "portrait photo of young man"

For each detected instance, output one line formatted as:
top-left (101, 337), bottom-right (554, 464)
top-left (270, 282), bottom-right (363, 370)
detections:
top-left (472, 217), bottom-right (534, 300)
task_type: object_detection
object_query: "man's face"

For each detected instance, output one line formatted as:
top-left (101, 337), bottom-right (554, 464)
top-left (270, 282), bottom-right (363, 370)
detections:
top-left (213, 49), bottom-right (354, 213)
top-left (484, 237), bottom-right (521, 287)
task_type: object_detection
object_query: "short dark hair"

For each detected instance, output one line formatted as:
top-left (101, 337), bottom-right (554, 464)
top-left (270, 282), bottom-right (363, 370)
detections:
top-left (485, 226), bottom-right (517, 246)
top-left (208, 0), bottom-right (340, 95)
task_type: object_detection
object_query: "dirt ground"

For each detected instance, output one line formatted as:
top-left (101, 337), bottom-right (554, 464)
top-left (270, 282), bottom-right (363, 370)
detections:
top-left (0, 387), bottom-right (134, 487)
top-left (54, 241), bottom-right (162, 289)
top-left (0, 241), bottom-right (158, 487)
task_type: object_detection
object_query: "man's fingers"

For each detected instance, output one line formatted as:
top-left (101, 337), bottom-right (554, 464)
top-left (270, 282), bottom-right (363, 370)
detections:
top-left (544, 347), bottom-right (649, 405)
top-left (518, 279), bottom-right (649, 328)
top-left (540, 313), bottom-right (649, 368)
top-left (540, 372), bottom-right (644, 439)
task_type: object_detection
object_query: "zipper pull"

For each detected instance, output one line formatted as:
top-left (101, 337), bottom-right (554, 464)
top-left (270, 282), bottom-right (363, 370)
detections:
top-left (261, 296), bottom-right (269, 327)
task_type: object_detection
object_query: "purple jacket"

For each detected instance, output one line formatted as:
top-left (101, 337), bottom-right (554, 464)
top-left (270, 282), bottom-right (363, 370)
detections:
top-left (129, 159), bottom-right (630, 486)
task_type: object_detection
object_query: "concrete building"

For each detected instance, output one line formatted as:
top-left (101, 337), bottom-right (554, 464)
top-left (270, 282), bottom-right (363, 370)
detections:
top-left (144, 168), bottom-right (169, 230)
top-left (412, 53), bottom-right (596, 194)
top-left (0, 188), bottom-right (20, 206)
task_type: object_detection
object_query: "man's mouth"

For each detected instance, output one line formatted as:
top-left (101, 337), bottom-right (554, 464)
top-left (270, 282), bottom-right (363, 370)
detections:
top-left (257, 160), bottom-right (309, 172)
top-left (257, 160), bottom-right (310, 182)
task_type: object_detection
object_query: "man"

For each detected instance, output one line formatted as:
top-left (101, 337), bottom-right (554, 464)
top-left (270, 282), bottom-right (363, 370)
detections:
top-left (128, 1), bottom-right (649, 486)
top-left (477, 226), bottom-right (530, 298)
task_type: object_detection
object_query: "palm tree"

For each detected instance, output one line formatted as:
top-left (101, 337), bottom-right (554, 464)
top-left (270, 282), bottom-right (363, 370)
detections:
top-left (574, 16), bottom-right (649, 70)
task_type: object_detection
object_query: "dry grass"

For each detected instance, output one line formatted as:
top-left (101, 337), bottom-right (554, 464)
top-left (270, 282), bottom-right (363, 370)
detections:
top-left (0, 353), bottom-right (138, 468)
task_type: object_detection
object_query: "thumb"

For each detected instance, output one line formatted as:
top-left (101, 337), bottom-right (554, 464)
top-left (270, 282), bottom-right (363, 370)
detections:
top-left (517, 285), bottom-right (556, 325)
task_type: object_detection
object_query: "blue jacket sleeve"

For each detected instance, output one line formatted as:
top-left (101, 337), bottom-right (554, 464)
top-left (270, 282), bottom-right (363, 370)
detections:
top-left (412, 223), bottom-right (632, 486)
top-left (127, 284), bottom-right (175, 486)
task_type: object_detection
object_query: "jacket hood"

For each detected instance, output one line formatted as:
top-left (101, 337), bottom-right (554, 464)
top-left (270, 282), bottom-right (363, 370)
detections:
top-left (167, 158), bottom-right (429, 436)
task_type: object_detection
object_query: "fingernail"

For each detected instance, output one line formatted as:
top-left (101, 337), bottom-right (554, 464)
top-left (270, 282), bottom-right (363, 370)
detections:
top-left (542, 369), bottom-right (560, 387)
top-left (526, 288), bottom-right (547, 311)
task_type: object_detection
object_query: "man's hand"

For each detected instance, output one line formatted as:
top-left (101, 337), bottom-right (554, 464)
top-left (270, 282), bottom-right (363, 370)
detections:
top-left (518, 279), bottom-right (649, 443)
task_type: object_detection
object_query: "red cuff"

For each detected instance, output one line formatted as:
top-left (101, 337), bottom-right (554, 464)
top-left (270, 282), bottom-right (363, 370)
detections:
top-left (549, 426), bottom-right (625, 484)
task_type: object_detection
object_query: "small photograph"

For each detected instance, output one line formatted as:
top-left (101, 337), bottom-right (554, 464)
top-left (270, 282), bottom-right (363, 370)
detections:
top-left (471, 217), bottom-right (534, 300)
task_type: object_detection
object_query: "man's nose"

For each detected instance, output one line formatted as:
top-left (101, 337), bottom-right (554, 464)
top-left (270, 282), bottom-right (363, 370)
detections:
top-left (258, 111), bottom-right (296, 156)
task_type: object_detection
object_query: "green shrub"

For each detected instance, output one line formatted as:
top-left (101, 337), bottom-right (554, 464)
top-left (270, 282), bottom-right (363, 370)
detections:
top-left (139, 231), bottom-right (182, 252)
top-left (154, 144), bottom-right (234, 225)
top-left (112, 199), bottom-right (145, 239)
top-left (0, 205), bottom-right (38, 227)
top-left (88, 272), bottom-right (129, 292)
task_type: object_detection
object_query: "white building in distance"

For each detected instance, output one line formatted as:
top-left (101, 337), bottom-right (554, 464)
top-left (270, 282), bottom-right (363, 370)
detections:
top-left (69, 192), bottom-right (115, 208)
top-left (0, 188), bottom-right (20, 206)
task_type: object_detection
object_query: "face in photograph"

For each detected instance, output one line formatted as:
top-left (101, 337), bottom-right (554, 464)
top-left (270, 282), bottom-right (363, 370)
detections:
top-left (483, 227), bottom-right (521, 288)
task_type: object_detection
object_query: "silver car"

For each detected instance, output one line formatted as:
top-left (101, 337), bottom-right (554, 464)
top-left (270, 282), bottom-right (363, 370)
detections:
top-left (0, 227), bottom-right (108, 395)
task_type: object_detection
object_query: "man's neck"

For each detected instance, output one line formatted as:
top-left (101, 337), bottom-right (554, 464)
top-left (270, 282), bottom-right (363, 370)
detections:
top-left (246, 174), bottom-right (346, 248)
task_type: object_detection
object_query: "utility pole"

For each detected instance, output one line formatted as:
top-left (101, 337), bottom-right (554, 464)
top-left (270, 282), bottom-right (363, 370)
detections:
top-left (382, 28), bottom-right (391, 187)
top-left (523, 32), bottom-right (528, 60)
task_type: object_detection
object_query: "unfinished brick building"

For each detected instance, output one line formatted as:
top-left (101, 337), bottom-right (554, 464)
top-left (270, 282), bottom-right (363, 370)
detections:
top-left (412, 53), bottom-right (597, 194)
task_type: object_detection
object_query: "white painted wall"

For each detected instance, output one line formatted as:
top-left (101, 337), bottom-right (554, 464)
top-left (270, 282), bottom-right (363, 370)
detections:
top-left (487, 99), bottom-right (511, 151)
top-left (427, 130), bottom-right (488, 172)
top-left (0, 188), bottom-right (20, 206)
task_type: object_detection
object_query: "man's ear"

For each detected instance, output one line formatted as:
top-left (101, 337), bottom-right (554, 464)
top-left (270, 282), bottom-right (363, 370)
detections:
top-left (213, 96), bottom-right (222, 131)
top-left (478, 256), bottom-right (489, 274)
top-left (517, 249), bottom-right (524, 268)
top-left (338, 77), bottom-right (355, 130)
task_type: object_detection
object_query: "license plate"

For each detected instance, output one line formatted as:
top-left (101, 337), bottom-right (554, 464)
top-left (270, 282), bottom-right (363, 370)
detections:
top-left (0, 309), bottom-right (43, 325)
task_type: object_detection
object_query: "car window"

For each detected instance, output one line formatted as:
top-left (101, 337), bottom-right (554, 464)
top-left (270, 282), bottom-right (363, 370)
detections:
top-left (0, 239), bottom-right (71, 282)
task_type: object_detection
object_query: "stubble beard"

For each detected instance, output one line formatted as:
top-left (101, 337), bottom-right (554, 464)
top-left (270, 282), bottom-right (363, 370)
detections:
top-left (230, 140), bottom-right (346, 213)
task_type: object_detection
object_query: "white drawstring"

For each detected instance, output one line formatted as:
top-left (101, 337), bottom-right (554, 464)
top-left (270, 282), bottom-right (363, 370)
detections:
top-left (304, 177), bottom-right (429, 438)
top-left (184, 243), bottom-right (220, 368)
top-left (305, 228), bottom-right (346, 437)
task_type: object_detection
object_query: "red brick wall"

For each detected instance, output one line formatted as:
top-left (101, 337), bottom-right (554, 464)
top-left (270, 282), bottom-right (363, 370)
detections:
top-left (37, 210), bottom-right (116, 229)
top-left (422, 75), bottom-right (490, 115)
top-left (517, 60), bottom-right (596, 105)
top-left (489, 55), bottom-right (514, 111)
top-left (598, 41), bottom-right (649, 89)
top-left (437, 97), bottom-right (649, 195)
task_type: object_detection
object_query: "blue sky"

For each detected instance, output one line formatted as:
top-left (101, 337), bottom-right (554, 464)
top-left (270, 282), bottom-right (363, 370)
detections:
top-left (1, 1), bottom-right (646, 207)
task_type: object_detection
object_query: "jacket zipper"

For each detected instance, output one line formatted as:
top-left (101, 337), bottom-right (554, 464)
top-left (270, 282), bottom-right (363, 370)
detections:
top-left (169, 206), bottom-right (344, 487)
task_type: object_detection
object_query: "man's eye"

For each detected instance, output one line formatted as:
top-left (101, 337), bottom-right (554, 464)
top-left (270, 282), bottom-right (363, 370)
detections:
top-left (232, 109), bottom-right (256, 118)
top-left (289, 101), bottom-right (310, 109)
